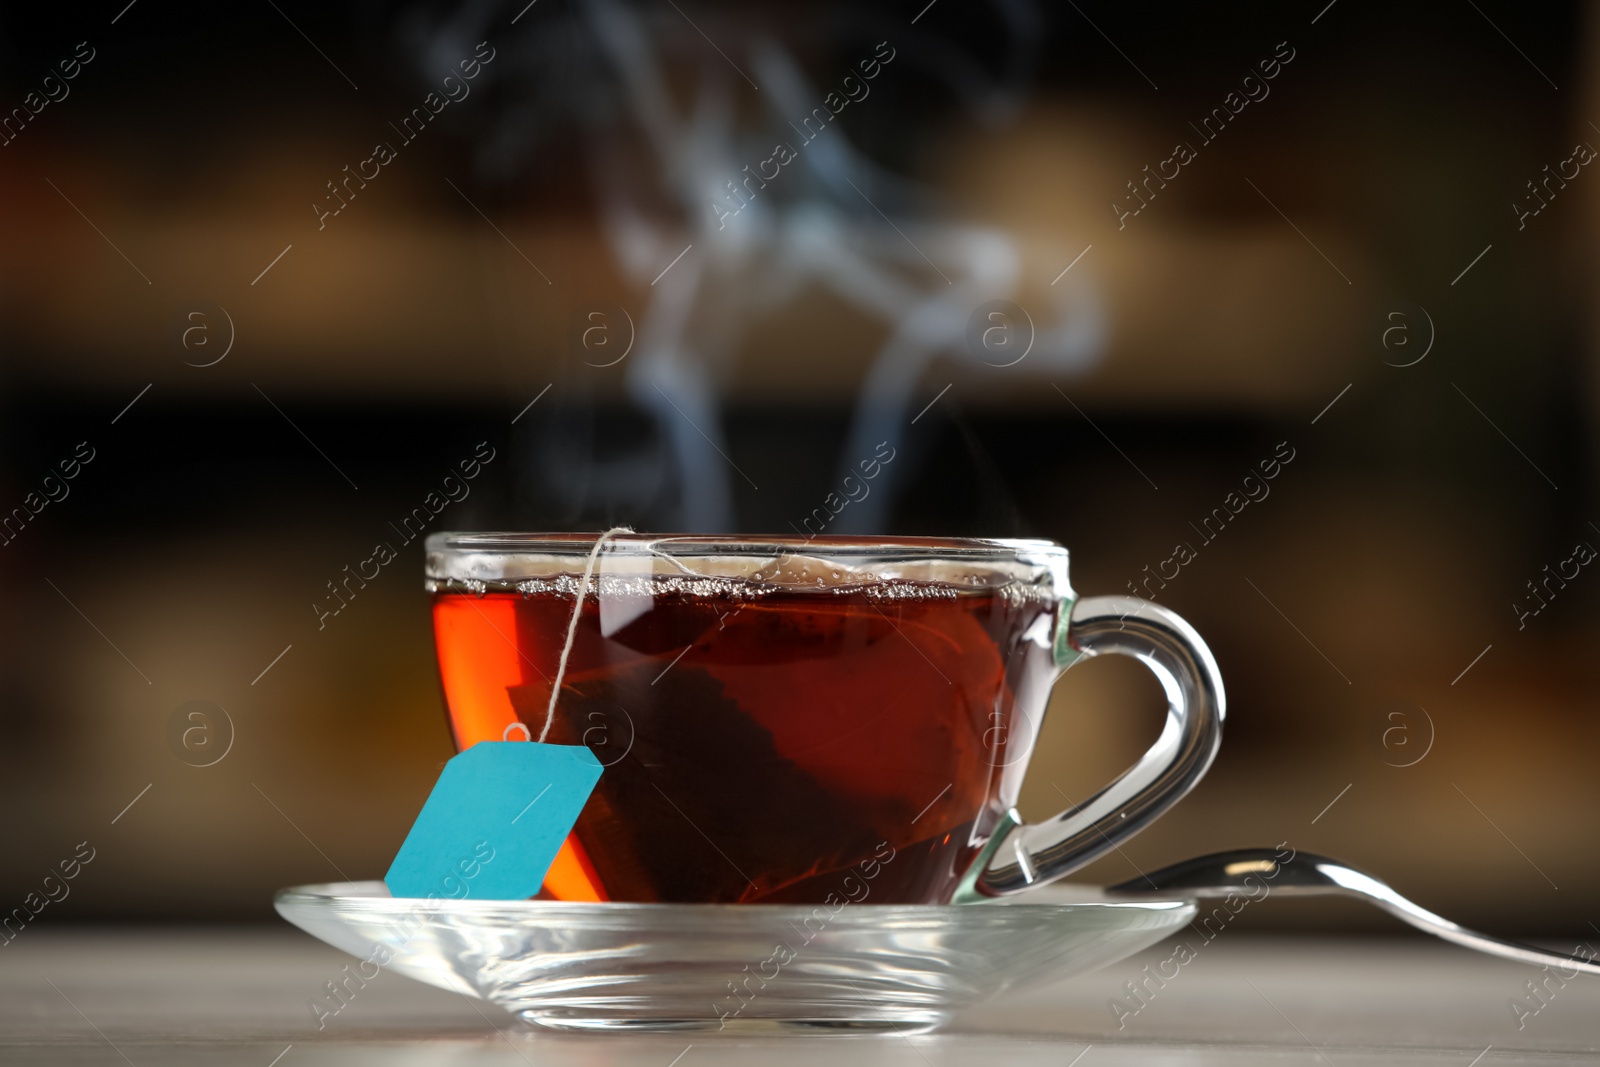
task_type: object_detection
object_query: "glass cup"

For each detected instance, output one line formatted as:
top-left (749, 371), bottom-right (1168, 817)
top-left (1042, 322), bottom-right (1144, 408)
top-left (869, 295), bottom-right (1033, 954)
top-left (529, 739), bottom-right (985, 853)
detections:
top-left (425, 533), bottom-right (1223, 905)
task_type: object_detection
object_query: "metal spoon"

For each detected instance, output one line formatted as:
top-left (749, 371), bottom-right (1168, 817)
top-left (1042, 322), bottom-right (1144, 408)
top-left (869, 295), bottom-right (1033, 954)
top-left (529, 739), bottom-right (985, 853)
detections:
top-left (1106, 848), bottom-right (1600, 976)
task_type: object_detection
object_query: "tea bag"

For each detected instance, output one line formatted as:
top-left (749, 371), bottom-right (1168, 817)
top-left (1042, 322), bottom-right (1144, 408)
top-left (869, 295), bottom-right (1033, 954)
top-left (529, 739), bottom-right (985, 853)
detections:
top-left (384, 740), bottom-right (603, 900)
top-left (509, 662), bottom-right (881, 903)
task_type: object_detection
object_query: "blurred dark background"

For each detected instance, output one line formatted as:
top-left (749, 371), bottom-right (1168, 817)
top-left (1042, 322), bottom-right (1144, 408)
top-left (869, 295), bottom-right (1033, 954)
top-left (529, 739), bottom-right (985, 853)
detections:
top-left (2, 0), bottom-right (1598, 936)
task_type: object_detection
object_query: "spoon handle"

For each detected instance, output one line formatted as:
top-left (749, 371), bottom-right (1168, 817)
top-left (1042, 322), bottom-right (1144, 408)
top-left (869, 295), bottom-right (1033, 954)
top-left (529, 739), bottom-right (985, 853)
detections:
top-left (1107, 848), bottom-right (1600, 977)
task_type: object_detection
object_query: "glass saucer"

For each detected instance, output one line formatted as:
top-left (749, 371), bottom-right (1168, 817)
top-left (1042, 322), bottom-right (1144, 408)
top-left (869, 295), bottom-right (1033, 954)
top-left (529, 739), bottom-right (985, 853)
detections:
top-left (275, 881), bottom-right (1193, 1034)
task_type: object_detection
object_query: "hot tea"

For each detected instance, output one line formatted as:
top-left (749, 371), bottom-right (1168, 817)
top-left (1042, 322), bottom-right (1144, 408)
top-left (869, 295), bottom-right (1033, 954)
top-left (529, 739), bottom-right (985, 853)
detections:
top-left (431, 568), bottom-right (1057, 904)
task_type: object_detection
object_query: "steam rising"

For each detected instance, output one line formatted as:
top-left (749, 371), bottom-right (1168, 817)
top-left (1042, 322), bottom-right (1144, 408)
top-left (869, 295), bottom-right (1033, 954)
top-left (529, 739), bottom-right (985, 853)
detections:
top-left (391, 0), bottom-right (1106, 530)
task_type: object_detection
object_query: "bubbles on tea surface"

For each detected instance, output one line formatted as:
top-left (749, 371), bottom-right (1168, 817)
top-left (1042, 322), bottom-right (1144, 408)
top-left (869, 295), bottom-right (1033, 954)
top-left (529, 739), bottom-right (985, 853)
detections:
top-left (999, 582), bottom-right (1056, 608)
top-left (860, 581), bottom-right (959, 602)
top-left (511, 574), bottom-right (776, 600)
top-left (435, 569), bottom-right (1056, 605)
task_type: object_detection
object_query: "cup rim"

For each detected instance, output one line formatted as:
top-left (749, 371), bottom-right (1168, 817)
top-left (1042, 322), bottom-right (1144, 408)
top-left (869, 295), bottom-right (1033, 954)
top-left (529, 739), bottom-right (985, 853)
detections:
top-left (424, 533), bottom-right (1072, 594)
top-left (425, 532), bottom-right (1066, 560)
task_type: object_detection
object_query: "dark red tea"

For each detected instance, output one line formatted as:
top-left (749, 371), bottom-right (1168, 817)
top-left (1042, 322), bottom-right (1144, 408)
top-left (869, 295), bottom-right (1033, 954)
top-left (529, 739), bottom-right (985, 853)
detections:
top-left (432, 574), bottom-right (1056, 904)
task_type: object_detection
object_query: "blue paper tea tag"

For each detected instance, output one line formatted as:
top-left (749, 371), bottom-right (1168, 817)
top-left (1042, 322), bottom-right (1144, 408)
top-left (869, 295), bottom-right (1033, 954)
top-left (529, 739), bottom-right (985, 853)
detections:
top-left (384, 741), bottom-right (603, 900)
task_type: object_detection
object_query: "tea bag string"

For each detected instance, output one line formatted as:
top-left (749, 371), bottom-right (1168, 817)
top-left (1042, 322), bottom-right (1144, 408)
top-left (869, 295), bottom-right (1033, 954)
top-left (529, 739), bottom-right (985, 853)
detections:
top-left (539, 526), bottom-right (632, 743)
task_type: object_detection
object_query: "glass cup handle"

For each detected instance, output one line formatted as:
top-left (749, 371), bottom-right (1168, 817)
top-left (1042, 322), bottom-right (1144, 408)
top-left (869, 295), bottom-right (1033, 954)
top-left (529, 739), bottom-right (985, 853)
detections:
top-left (965, 595), bottom-right (1226, 900)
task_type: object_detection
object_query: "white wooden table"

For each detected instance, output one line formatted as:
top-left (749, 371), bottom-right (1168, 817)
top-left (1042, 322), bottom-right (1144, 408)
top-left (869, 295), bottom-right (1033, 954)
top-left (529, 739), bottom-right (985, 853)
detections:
top-left (3, 928), bottom-right (1596, 1065)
